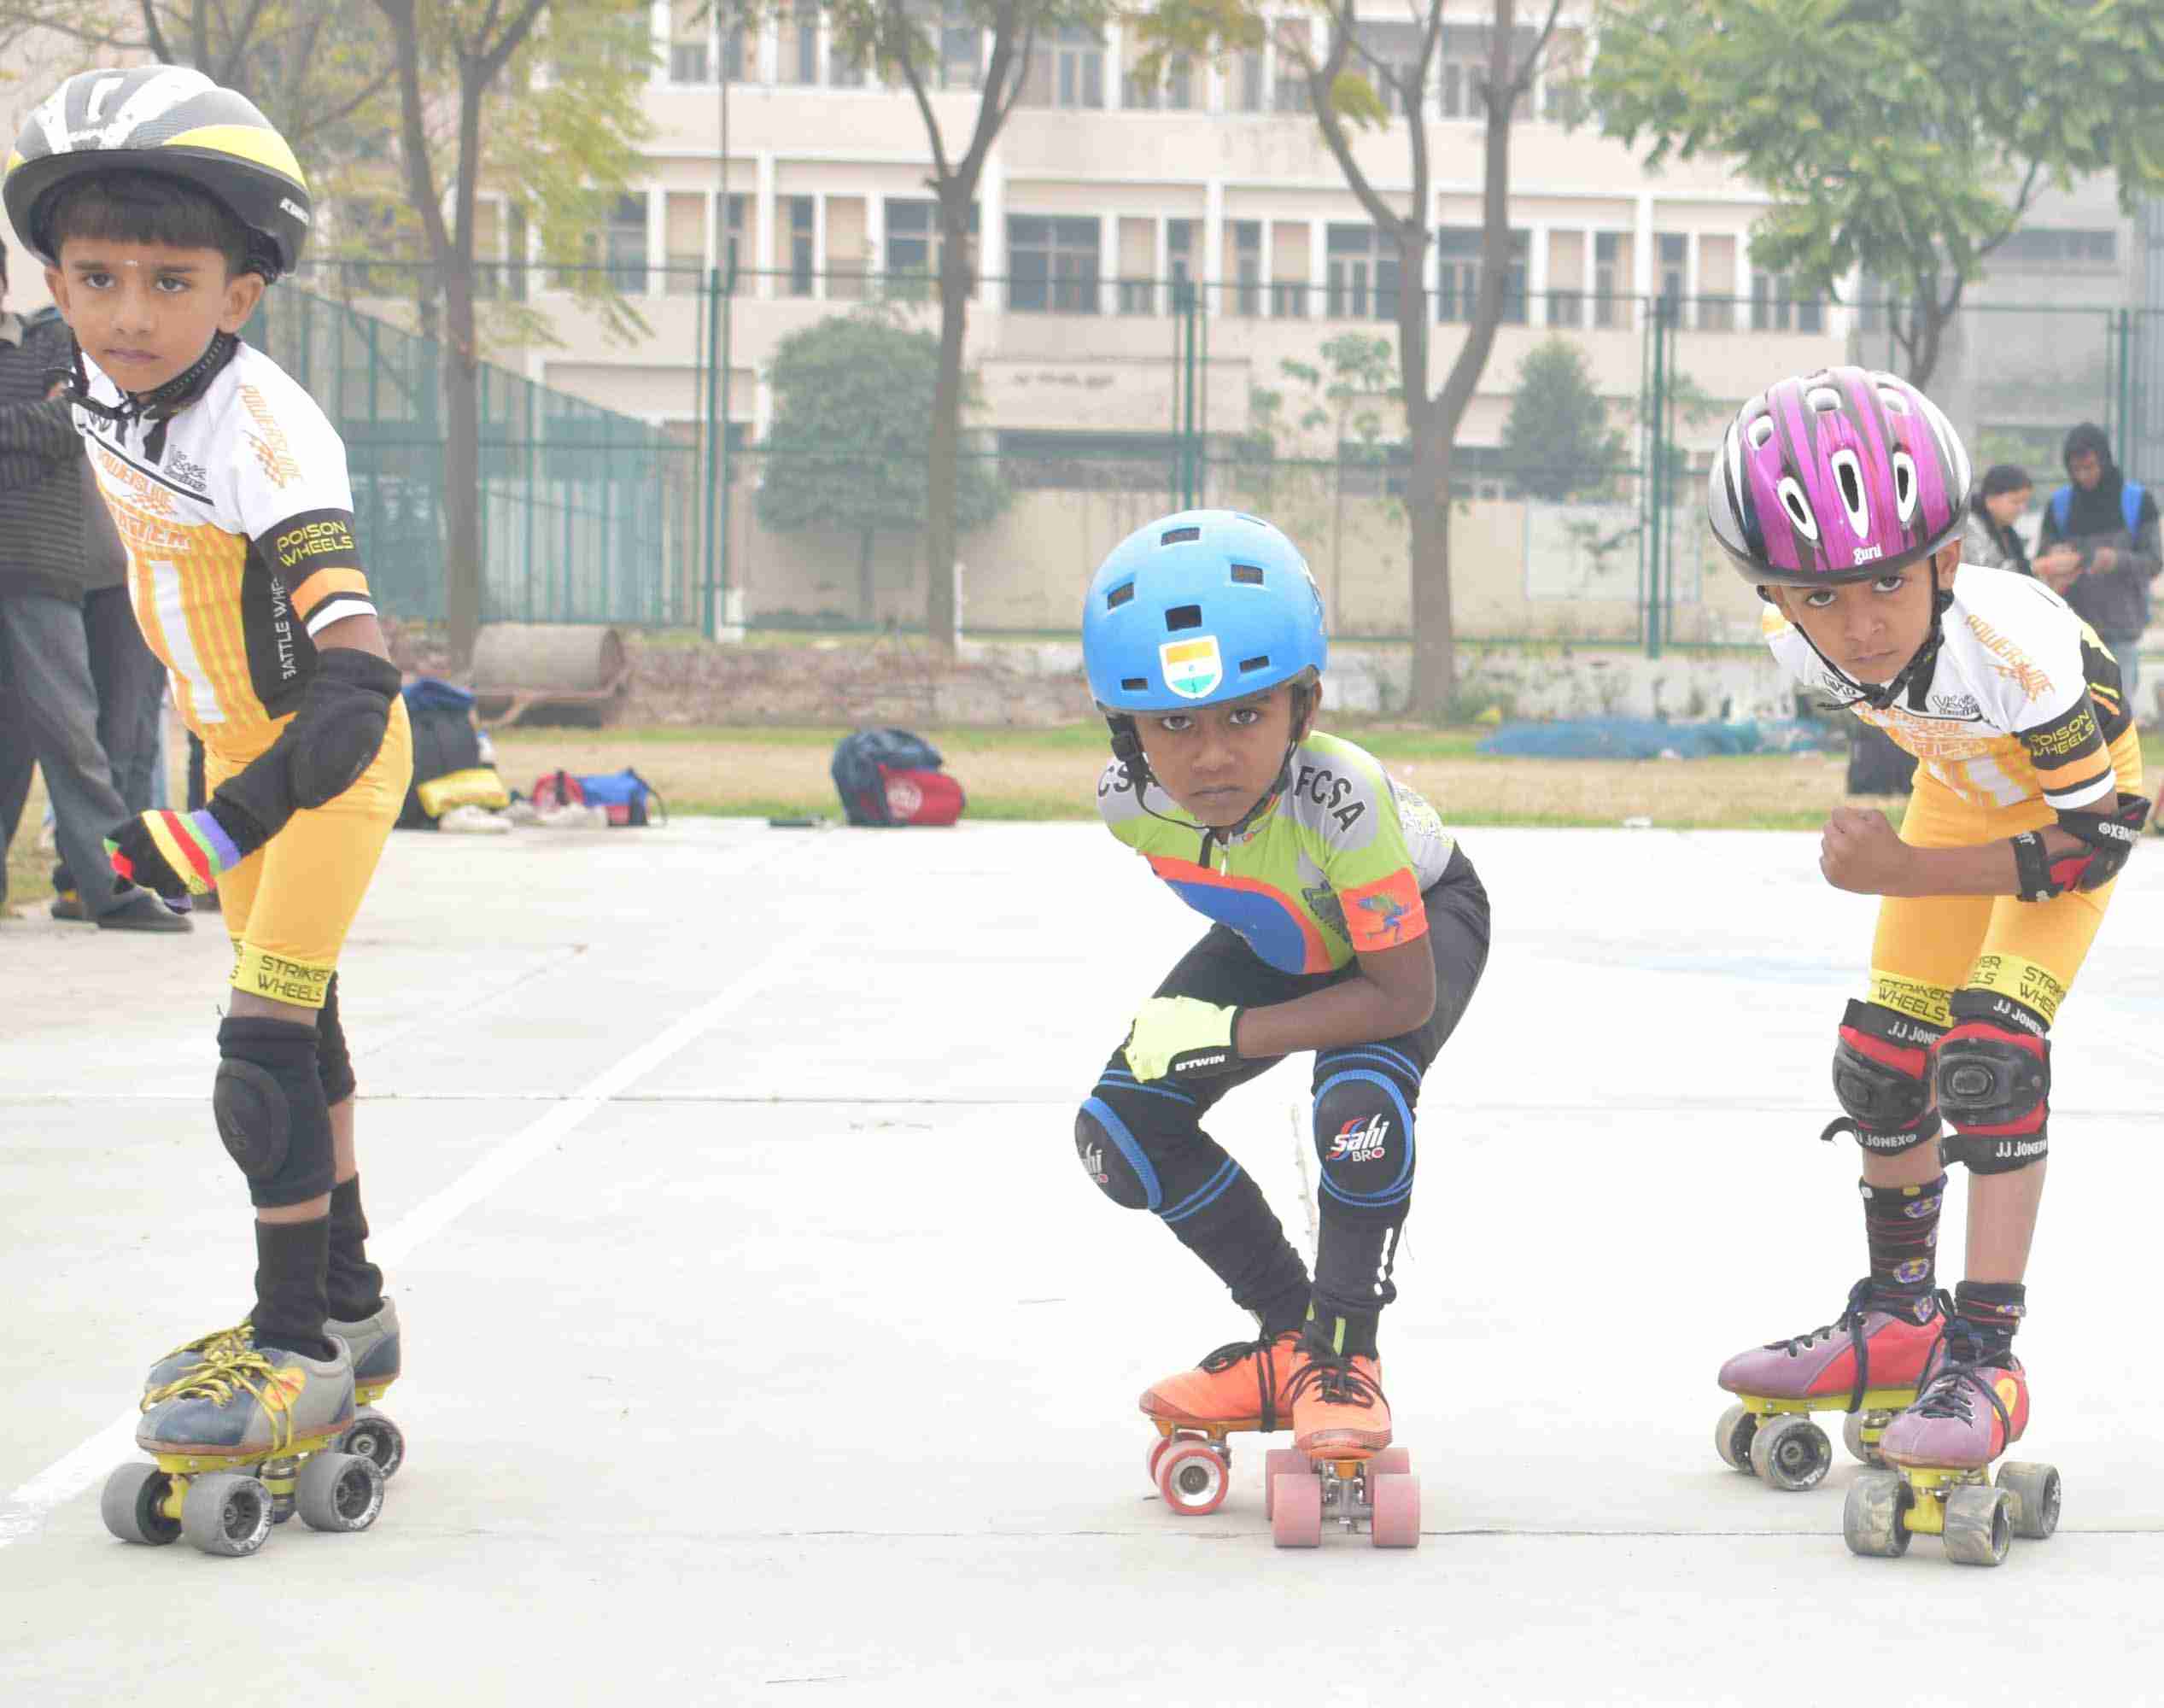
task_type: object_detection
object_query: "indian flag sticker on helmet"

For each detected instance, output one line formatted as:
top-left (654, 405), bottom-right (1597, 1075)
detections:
top-left (1160, 635), bottom-right (1224, 700)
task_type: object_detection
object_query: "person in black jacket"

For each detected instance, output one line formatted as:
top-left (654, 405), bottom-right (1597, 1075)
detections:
top-left (2035, 423), bottom-right (2160, 719)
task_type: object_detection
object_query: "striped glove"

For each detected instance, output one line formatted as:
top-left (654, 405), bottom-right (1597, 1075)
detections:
top-left (104, 806), bottom-right (265, 898)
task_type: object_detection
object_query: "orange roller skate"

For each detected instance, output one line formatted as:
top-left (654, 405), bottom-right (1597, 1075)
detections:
top-left (1266, 1331), bottom-right (1419, 1550)
top-left (1140, 1330), bottom-right (1302, 1518)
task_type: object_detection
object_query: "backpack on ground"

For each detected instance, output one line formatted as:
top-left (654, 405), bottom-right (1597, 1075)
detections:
top-left (398, 678), bottom-right (510, 828)
top-left (530, 767), bottom-right (666, 827)
top-left (829, 728), bottom-right (966, 827)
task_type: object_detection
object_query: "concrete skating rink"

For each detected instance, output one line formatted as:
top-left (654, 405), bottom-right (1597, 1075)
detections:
top-left (3, 816), bottom-right (2164, 1705)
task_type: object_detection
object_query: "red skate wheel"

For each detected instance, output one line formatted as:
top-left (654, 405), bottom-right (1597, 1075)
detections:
top-left (1272, 1471), bottom-right (1322, 1547)
top-left (1370, 1473), bottom-right (1421, 1548)
top-left (1146, 1432), bottom-right (1175, 1486)
top-left (1369, 1448), bottom-right (1412, 1477)
top-left (1262, 1448), bottom-right (1305, 1518)
top-left (1156, 1440), bottom-right (1230, 1517)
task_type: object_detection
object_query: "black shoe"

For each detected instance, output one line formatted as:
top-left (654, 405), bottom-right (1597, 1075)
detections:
top-left (49, 888), bottom-right (88, 922)
top-left (96, 888), bottom-right (192, 933)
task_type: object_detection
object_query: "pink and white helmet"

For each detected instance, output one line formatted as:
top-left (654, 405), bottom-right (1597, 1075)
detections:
top-left (1709, 367), bottom-right (1971, 588)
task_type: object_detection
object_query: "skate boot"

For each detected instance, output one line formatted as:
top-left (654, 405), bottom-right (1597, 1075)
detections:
top-left (143, 1301), bottom-right (406, 1477)
top-left (1284, 1340), bottom-right (1393, 1457)
top-left (1843, 1316), bottom-right (2059, 1567)
top-left (104, 1340), bottom-right (383, 1559)
top-left (1714, 1278), bottom-right (1942, 1490)
top-left (1267, 1335), bottom-right (1418, 1550)
top-left (1140, 1330), bottom-right (1303, 1518)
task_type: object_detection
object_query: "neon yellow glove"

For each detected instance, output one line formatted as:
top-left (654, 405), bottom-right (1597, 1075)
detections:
top-left (1122, 996), bottom-right (1245, 1083)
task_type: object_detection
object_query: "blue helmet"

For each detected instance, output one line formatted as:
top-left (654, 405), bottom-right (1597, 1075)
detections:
top-left (1082, 509), bottom-right (1326, 714)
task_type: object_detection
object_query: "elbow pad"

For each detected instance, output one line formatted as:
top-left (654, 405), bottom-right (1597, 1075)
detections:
top-left (2011, 793), bottom-right (2149, 901)
top-left (209, 650), bottom-right (401, 841)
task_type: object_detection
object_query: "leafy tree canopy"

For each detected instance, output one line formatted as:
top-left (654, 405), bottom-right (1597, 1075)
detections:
top-left (1498, 336), bottom-right (1623, 501)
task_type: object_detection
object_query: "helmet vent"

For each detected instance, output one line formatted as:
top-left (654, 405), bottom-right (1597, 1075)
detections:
top-left (1830, 449), bottom-right (1868, 533)
top-left (1777, 477), bottom-right (1820, 540)
top-left (1164, 604), bottom-right (1202, 631)
top-left (1230, 564), bottom-right (1265, 585)
top-left (1121, 676), bottom-right (1149, 691)
top-left (1239, 654), bottom-right (1271, 673)
top-left (1892, 451), bottom-right (1917, 523)
top-left (1747, 418), bottom-right (1775, 449)
top-left (1160, 525), bottom-right (1202, 546)
top-left (1806, 386), bottom-right (1842, 412)
top-left (1879, 389), bottom-right (1910, 415)
top-left (1106, 581), bottom-right (1135, 609)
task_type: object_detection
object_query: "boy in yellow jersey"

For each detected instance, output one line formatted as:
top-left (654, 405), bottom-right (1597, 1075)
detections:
top-left (3, 68), bottom-right (412, 1508)
top-left (1705, 367), bottom-right (2144, 1519)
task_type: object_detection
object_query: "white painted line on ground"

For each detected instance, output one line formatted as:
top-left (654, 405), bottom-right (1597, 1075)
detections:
top-left (0, 920), bottom-right (833, 1552)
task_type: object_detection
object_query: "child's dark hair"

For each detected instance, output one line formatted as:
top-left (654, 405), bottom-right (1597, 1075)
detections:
top-left (43, 170), bottom-right (254, 278)
top-left (1979, 464), bottom-right (2032, 500)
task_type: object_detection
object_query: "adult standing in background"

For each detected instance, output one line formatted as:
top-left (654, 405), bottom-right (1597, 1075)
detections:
top-left (2035, 423), bottom-right (2160, 718)
top-left (1962, 465), bottom-right (2034, 576)
top-left (0, 246), bottom-right (186, 928)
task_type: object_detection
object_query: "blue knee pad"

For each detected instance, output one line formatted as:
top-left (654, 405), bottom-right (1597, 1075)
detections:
top-left (214, 1016), bottom-right (334, 1208)
top-left (1312, 1048), bottom-right (1418, 1212)
top-left (1076, 1073), bottom-right (1248, 1225)
top-left (1076, 1097), bottom-right (1160, 1211)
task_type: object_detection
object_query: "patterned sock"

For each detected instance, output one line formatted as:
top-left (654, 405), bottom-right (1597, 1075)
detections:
top-left (1953, 1279), bottom-right (2027, 1363)
top-left (1861, 1173), bottom-right (1946, 1321)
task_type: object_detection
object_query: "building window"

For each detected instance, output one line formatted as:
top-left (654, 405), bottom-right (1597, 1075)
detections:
top-left (1439, 26), bottom-right (1535, 120)
top-left (714, 193), bottom-right (747, 282)
top-left (786, 196), bottom-right (815, 296)
top-left (1326, 224), bottom-right (1399, 322)
top-left (1436, 226), bottom-right (1528, 324)
top-left (1231, 221), bottom-right (1262, 318)
top-left (1593, 231), bottom-right (1624, 328)
top-left (722, 24), bottom-right (747, 81)
top-left (1657, 233), bottom-right (1686, 323)
top-left (1009, 214), bottom-right (1100, 314)
top-left (1235, 48), bottom-right (1264, 111)
top-left (1272, 21), bottom-right (1312, 111)
top-left (1353, 21), bottom-right (1422, 117)
top-left (667, 0), bottom-right (709, 83)
top-left (599, 192), bottom-right (647, 294)
top-left (785, 4), bottom-right (820, 84)
top-left (1167, 219), bottom-right (1198, 313)
top-left (1056, 27), bottom-right (1104, 108)
top-left (1991, 227), bottom-right (2118, 266)
top-left (886, 198), bottom-right (977, 299)
top-left (1752, 272), bottom-right (1825, 334)
top-left (1126, 53), bottom-right (1191, 109)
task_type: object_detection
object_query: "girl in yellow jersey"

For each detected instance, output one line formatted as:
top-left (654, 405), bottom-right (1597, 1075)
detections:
top-left (4, 68), bottom-right (411, 1537)
top-left (1703, 367), bottom-right (2144, 1529)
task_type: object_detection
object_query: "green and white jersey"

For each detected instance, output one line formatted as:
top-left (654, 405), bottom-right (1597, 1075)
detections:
top-left (1097, 730), bottom-right (1455, 974)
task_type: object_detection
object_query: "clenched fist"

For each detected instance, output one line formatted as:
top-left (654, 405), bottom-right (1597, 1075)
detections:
top-left (1819, 805), bottom-right (1914, 896)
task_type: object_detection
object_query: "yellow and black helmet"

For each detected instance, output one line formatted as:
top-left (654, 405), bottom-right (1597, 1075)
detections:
top-left (3, 66), bottom-right (310, 278)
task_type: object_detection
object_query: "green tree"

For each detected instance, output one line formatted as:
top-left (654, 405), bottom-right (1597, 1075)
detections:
top-left (756, 311), bottom-right (1011, 623)
top-left (372, 0), bottom-right (653, 663)
top-left (1498, 336), bottom-right (1623, 501)
top-left (1586, 0), bottom-right (2164, 387)
top-left (1145, 0), bottom-right (1567, 717)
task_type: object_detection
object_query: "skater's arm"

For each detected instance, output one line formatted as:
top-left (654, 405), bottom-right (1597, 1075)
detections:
top-left (1819, 805), bottom-right (2142, 898)
top-left (1234, 936), bottom-right (1436, 1058)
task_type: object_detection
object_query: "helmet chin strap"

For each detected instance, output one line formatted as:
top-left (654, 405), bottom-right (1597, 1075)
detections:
top-left (1796, 582), bottom-right (1955, 715)
top-left (52, 330), bottom-right (241, 463)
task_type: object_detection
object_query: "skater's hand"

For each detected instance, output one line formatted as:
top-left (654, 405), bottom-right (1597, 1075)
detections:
top-left (1123, 997), bottom-right (1244, 1083)
top-left (1819, 805), bottom-right (1912, 896)
top-left (104, 806), bottom-right (262, 898)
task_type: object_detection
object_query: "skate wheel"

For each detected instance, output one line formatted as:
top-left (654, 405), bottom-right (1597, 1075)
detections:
top-left (1271, 1471), bottom-right (1322, 1548)
top-left (1943, 1483), bottom-right (2014, 1566)
top-left (1842, 1412), bottom-right (1887, 1468)
top-left (1155, 1439), bottom-right (1230, 1518)
top-left (341, 1407), bottom-right (406, 1480)
top-left (1997, 1462), bottom-right (2061, 1541)
top-left (180, 1471), bottom-right (275, 1558)
top-left (1261, 1448), bottom-right (1305, 1519)
top-left (1843, 1470), bottom-right (1912, 1559)
top-left (1714, 1403), bottom-right (1760, 1474)
top-left (100, 1462), bottom-right (180, 1547)
top-left (1146, 1432), bottom-right (1175, 1486)
top-left (1368, 1447), bottom-right (1412, 1477)
top-left (1748, 1413), bottom-right (1832, 1492)
top-left (295, 1451), bottom-right (386, 1534)
top-left (1369, 1472), bottom-right (1420, 1548)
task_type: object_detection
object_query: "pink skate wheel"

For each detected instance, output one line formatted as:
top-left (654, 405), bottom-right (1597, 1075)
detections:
top-left (1369, 1448), bottom-right (1412, 1477)
top-left (1272, 1471), bottom-right (1322, 1547)
top-left (1370, 1473), bottom-right (1421, 1548)
top-left (1156, 1440), bottom-right (1230, 1517)
top-left (1146, 1432), bottom-right (1176, 1486)
top-left (1262, 1448), bottom-right (1305, 1518)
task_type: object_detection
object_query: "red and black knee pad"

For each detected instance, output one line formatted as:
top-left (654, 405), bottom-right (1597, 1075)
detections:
top-left (1935, 991), bottom-right (2050, 1175)
top-left (1824, 999), bottom-right (1945, 1156)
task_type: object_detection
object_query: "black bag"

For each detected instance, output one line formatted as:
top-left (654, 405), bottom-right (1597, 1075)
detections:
top-left (1845, 721), bottom-right (1918, 797)
top-left (397, 678), bottom-right (500, 828)
top-left (830, 728), bottom-right (947, 826)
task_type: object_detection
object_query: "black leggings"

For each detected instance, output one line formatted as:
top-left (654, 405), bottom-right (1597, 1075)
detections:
top-left (1075, 851), bottom-right (1491, 1336)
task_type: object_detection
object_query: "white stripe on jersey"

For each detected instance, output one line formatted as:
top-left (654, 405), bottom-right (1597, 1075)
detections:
top-left (303, 594), bottom-right (377, 640)
top-left (2044, 772), bottom-right (2114, 812)
top-left (149, 560), bottom-right (225, 728)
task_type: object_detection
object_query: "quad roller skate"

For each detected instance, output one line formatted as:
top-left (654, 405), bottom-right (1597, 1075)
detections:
top-left (142, 1299), bottom-right (406, 1480)
top-left (1264, 1344), bottom-right (1419, 1549)
top-left (104, 1338), bottom-right (383, 1559)
top-left (1142, 1331), bottom-right (1302, 1518)
top-left (1715, 1279), bottom-right (1942, 1491)
top-left (1844, 1319), bottom-right (2058, 1568)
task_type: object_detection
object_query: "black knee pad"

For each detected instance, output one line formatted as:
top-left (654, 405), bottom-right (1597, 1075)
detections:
top-left (1311, 1052), bottom-right (1418, 1212)
top-left (1936, 991), bottom-right (2050, 1175)
top-left (1076, 1097), bottom-right (1161, 1211)
top-left (316, 974), bottom-right (355, 1106)
top-left (214, 1016), bottom-right (333, 1208)
top-left (1827, 999), bottom-right (1944, 1155)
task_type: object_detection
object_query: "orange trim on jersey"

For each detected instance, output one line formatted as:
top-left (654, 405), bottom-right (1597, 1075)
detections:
top-left (1143, 854), bottom-right (1337, 974)
top-left (1339, 869), bottom-right (1428, 953)
top-left (291, 566), bottom-right (371, 621)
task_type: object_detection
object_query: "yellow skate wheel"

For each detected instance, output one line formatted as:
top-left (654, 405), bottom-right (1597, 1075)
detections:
top-left (1843, 1470), bottom-right (1912, 1559)
top-left (100, 1462), bottom-right (181, 1547)
top-left (1997, 1463), bottom-right (2061, 1541)
top-left (180, 1471), bottom-right (274, 1559)
top-left (1943, 1484), bottom-right (2013, 1566)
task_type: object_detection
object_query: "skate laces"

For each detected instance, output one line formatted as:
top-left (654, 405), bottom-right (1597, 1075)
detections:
top-left (1284, 1349), bottom-right (1383, 1412)
top-left (1768, 1278), bottom-right (1878, 1357)
top-left (158, 1317), bottom-right (254, 1366)
top-left (143, 1343), bottom-right (307, 1451)
top-left (1197, 1332), bottom-right (1299, 1429)
top-left (1910, 1319), bottom-right (2015, 1434)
